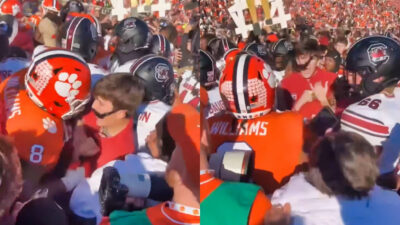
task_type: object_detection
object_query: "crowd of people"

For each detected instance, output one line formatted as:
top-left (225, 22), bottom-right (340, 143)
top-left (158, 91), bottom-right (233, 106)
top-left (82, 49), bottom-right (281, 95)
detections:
top-left (1, 0), bottom-right (400, 225)
top-left (0, 0), bottom-right (200, 224)
top-left (199, 0), bottom-right (400, 224)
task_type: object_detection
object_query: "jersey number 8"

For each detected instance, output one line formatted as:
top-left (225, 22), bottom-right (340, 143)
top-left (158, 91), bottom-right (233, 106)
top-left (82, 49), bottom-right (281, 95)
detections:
top-left (30, 145), bottom-right (44, 163)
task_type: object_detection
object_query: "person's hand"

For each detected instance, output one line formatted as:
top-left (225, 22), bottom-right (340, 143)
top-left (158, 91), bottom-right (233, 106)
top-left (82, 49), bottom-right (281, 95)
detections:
top-left (293, 90), bottom-right (314, 111)
top-left (72, 125), bottom-right (100, 162)
top-left (184, 23), bottom-right (193, 33)
top-left (146, 130), bottom-right (161, 158)
top-left (264, 203), bottom-right (291, 225)
top-left (173, 48), bottom-right (183, 65)
top-left (313, 81), bottom-right (329, 105)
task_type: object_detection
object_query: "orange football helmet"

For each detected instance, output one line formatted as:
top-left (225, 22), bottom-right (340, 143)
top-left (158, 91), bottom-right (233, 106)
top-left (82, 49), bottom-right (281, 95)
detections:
top-left (219, 53), bottom-right (276, 119)
top-left (25, 49), bottom-right (91, 120)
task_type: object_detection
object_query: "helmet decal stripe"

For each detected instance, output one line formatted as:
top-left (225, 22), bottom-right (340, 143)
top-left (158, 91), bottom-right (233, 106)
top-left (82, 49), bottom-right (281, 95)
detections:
top-left (130, 54), bottom-right (159, 75)
top-left (232, 53), bottom-right (240, 113)
top-left (242, 55), bottom-right (251, 113)
top-left (233, 54), bottom-right (249, 114)
top-left (161, 35), bottom-right (165, 54)
top-left (66, 17), bottom-right (84, 51)
top-left (223, 38), bottom-right (229, 52)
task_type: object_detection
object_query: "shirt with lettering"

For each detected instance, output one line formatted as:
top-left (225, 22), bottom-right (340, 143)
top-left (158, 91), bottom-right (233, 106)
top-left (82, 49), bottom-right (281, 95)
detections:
top-left (207, 111), bottom-right (304, 194)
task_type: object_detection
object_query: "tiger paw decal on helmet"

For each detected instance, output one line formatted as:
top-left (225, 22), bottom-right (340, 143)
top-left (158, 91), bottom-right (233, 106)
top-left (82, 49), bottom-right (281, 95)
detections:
top-left (55, 72), bottom-right (82, 102)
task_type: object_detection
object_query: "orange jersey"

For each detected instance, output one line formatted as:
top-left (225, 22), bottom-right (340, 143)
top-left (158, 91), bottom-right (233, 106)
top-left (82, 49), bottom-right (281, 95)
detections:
top-left (0, 69), bottom-right (66, 171)
top-left (207, 111), bottom-right (303, 193)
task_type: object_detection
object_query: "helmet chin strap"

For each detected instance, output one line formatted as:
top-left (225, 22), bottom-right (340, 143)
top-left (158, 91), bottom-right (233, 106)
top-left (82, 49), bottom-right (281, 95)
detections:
top-left (361, 73), bottom-right (399, 97)
top-left (294, 56), bottom-right (312, 72)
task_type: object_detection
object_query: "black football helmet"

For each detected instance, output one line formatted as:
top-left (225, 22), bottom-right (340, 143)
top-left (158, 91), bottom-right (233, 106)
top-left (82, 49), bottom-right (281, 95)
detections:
top-left (0, 14), bottom-right (17, 44)
top-left (60, 0), bottom-right (84, 21)
top-left (207, 37), bottom-right (236, 61)
top-left (60, 16), bottom-right (98, 62)
top-left (267, 38), bottom-right (294, 71)
top-left (130, 55), bottom-right (175, 105)
top-left (115, 17), bottom-right (152, 54)
top-left (200, 50), bottom-right (218, 90)
top-left (149, 34), bottom-right (171, 58)
top-left (345, 36), bottom-right (400, 96)
top-left (244, 42), bottom-right (268, 62)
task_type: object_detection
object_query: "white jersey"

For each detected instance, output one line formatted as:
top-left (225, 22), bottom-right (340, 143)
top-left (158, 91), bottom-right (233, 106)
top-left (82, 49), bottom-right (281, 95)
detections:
top-left (0, 57), bottom-right (30, 81)
top-left (70, 152), bottom-right (167, 224)
top-left (88, 63), bottom-right (108, 89)
top-left (111, 58), bottom-right (139, 74)
top-left (178, 70), bottom-right (200, 110)
top-left (136, 101), bottom-right (171, 153)
top-left (204, 86), bottom-right (225, 119)
top-left (273, 70), bottom-right (286, 84)
top-left (272, 173), bottom-right (400, 225)
top-left (341, 87), bottom-right (400, 146)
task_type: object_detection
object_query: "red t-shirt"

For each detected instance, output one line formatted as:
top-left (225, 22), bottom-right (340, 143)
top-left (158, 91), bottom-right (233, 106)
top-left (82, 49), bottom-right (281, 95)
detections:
top-left (81, 111), bottom-right (135, 174)
top-left (281, 68), bottom-right (337, 120)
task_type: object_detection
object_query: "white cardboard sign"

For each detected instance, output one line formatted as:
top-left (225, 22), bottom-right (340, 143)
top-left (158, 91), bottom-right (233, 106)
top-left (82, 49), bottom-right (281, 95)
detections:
top-left (228, 0), bottom-right (291, 38)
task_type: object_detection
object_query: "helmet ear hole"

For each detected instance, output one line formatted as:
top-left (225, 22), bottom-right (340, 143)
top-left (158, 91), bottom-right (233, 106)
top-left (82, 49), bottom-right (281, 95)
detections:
top-left (53, 68), bottom-right (62, 75)
top-left (54, 101), bottom-right (62, 107)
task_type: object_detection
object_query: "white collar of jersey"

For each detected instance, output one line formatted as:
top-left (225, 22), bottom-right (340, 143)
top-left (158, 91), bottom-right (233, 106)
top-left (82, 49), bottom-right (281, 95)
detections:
top-left (165, 201), bottom-right (200, 217)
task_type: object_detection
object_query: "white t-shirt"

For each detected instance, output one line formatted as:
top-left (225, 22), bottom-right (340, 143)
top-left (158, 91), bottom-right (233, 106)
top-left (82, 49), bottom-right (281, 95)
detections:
top-left (272, 173), bottom-right (400, 225)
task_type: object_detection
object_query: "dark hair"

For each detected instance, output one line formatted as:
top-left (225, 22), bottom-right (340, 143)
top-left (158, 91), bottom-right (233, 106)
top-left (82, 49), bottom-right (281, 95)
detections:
top-left (93, 73), bottom-right (145, 117)
top-left (307, 131), bottom-right (379, 199)
top-left (160, 24), bottom-right (178, 45)
top-left (294, 37), bottom-right (319, 57)
top-left (0, 136), bottom-right (22, 217)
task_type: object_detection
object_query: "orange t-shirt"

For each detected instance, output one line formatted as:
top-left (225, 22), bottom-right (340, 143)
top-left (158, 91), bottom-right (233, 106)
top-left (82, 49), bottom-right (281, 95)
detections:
top-left (207, 111), bottom-right (303, 193)
top-left (0, 70), bottom-right (66, 171)
top-left (200, 171), bottom-right (271, 225)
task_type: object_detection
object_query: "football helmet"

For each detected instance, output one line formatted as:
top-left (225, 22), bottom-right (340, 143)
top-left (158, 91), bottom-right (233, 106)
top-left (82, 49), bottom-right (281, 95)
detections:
top-left (41, 0), bottom-right (61, 13)
top-left (115, 17), bottom-right (152, 54)
top-left (267, 38), bottom-right (294, 71)
top-left (207, 37), bottom-right (236, 61)
top-left (130, 54), bottom-right (175, 105)
top-left (0, 14), bottom-right (17, 43)
top-left (149, 34), bottom-right (171, 58)
top-left (27, 15), bottom-right (40, 31)
top-left (215, 48), bottom-right (240, 73)
top-left (200, 50), bottom-right (218, 90)
top-left (0, 0), bottom-right (22, 18)
top-left (244, 43), bottom-right (268, 62)
top-left (25, 49), bottom-right (91, 120)
top-left (220, 53), bottom-right (276, 119)
top-left (60, 16), bottom-right (98, 62)
top-left (60, 0), bottom-right (84, 21)
top-left (67, 12), bottom-right (102, 38)
top-left (345, 36), bottom-right (400, 96)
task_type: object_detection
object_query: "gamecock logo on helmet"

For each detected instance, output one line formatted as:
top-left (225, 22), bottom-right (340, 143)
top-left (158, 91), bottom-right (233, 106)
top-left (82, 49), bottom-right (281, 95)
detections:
top-left (123, 18), bottom-right (136, 29)
top-left (367, 43), bottom-right (389, 65)
top-left (155, 63), bottom-right (170, 82)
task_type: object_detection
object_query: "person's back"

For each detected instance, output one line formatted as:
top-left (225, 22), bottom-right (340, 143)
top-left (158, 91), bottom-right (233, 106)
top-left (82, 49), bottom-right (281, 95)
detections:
top-left (272, 131), bottom-right (400, 225)
top-left (208, 111), bottom-right (303, 193)
top-left (272, 173), bottom-right (400, 225)
top-left (207, 53), bottom-right (304, 194)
